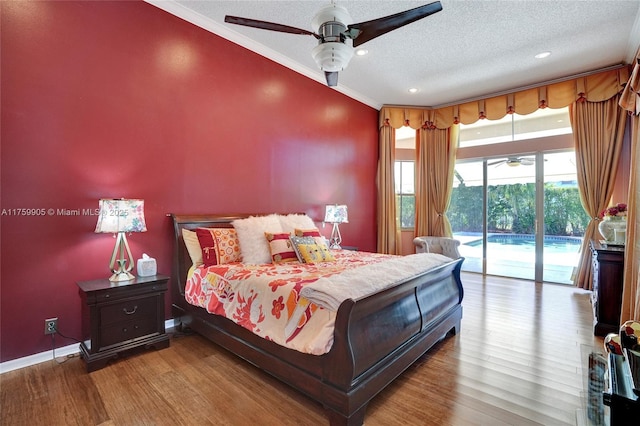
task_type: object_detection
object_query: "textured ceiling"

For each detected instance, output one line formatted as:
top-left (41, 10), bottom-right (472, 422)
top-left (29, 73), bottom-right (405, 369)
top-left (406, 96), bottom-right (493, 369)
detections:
top-left (147, 0), bottom-right (640, 109)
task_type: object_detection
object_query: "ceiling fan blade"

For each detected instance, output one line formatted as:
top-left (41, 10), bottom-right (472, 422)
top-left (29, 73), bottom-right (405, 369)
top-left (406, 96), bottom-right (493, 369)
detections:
top-left (488, 160), bottom-right (506, 166)
top-left (325, 71), bottom-right (339, 87)
top-left (346, 1), bottom-right (443, 48)
top-left (225, 16), bottom-right (320, 39)
top-left (520, 158), bottom-right (534, 165)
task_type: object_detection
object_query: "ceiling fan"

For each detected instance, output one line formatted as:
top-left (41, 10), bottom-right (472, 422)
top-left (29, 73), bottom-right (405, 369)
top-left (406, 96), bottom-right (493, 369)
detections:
top-left (489, 157), bottom-right (535, 167)
top-left (224, 1), bottom-right (443, 87)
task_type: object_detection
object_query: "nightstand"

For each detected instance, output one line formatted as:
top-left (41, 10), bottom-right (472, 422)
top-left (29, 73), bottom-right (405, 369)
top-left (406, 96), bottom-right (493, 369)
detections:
top-left (77, 274), bottom-right (170, 372)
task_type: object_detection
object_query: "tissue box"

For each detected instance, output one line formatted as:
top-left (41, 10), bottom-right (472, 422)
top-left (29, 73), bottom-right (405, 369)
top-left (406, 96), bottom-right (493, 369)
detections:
top-left (137, 254), bottom-right (157, 277)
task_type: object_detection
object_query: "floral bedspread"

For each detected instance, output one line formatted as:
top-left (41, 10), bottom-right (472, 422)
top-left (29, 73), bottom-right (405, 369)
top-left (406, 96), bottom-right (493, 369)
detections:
top-left (184, 250), bottom-right (393, 355)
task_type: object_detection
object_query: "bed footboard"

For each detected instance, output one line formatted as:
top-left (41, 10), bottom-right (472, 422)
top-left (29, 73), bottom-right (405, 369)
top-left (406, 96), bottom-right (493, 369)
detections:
top-left (321, 258), bottom-right (463, 424)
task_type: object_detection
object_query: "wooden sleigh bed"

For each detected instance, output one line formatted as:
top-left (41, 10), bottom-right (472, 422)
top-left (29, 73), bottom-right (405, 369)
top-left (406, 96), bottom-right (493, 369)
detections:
top-left (170, 213), bottom-right (464, 425)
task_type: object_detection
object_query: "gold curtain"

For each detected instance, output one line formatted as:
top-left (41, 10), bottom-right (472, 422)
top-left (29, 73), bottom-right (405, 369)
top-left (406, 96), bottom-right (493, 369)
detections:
top-left (620, 53), bottom-right (640, 321)
top-left (380, 67), bottom-right (629, 130)
top-left (570, 96), bottom-right (627, 289)
top-left (415, 125), bottom-right (458, 237)
top-left (377, 121), bottom-right (401, 254)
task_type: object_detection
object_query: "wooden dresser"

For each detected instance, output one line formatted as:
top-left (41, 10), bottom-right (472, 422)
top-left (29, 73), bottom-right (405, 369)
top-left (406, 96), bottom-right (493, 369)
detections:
top-left (590, 240), bottom-right (625, 336)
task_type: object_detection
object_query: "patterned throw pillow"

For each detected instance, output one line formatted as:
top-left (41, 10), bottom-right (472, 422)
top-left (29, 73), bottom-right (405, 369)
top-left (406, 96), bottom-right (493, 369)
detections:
top-left (265, 232), bottom-right (298, 264)
top-left (212, 228), bottom-right (242, 264)
top-left (195, 228), bottom-right (241, 267)
top-left (297, 242), bottom-right (335, 264)
top-left (290, 235), bottom-right (335, 264)
top-left (294, 228), bottom-right (328, 249)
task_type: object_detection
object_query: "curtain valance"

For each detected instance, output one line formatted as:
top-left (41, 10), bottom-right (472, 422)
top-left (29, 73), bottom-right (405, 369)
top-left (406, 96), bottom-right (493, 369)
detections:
top-left (380, 66), bottom-right (630, 130)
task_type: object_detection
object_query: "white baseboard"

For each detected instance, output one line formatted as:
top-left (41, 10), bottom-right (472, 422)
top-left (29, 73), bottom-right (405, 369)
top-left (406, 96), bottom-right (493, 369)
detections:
top-left (0, 342), bottom-right (81, 374)
top-left (0, 319), bottom-right (176, 374)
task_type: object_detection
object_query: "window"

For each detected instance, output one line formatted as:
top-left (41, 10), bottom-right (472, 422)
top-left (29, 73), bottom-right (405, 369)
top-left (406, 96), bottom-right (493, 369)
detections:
top-left (458, 107), bottom-right (571, 148)
top-left (395, 161), bottom-right (415, 229)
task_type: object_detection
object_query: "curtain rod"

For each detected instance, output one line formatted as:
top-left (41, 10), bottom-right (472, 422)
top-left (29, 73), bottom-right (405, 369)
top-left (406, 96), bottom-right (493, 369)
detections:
top-left (382, 63), bottom-right (628, 111)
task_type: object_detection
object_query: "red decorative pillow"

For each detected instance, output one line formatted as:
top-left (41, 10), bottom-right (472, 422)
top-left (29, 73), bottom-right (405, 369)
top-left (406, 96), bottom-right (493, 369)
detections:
top-left (195, 228), bottom-right (241, 267)
top-left (265, 232), bottom-right (298, 264)
top-left (295, 228), bottom-right (321, 237)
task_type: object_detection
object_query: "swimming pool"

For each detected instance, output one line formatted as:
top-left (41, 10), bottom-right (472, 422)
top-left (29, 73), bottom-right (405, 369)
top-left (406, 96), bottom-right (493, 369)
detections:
top-left (464, 234), bottom-right (582, 252)
top-left (455, 233), bottom-right (583, 284)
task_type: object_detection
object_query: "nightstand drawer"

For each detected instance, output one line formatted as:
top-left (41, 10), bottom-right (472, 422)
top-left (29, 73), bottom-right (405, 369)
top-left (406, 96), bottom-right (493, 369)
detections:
top-left (94, 281), bottom-right (167, 303)
top-left (100, 296), bottom-right (157, 327)
top-left (100, 318), bottom-right (158, 348)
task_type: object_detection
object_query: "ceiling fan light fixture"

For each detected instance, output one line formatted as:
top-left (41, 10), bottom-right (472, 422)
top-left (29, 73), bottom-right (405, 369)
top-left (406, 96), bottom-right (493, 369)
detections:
top-left (312, 42), bottom-right (353, 72)
top-left (311, 4), bottom-right (353, 32)
top-left (224, 2), bottom-right (443, 86)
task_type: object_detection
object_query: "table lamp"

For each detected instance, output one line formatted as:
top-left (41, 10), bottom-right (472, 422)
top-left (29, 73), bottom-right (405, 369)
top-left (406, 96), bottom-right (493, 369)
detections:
top-left (324, 204), bottom-right (348, 249)
top-left (95, 198), bottom-right (147, 281)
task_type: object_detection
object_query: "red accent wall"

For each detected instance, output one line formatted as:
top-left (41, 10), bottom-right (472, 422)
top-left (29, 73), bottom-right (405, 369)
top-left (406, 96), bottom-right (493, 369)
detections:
top-left (1, 1), bottom-right (378, 362)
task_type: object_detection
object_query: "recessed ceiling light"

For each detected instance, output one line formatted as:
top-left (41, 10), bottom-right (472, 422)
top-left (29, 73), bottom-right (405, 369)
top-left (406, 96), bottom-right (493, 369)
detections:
top-left (408, 88), bottom-right (419, 93)
top-left (535, 51), bottom-right (551, 59)
top-left (355, 49), bottom-right (368, 56)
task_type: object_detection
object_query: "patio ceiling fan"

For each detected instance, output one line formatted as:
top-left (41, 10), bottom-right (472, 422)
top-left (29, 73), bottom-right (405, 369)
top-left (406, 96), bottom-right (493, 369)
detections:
top-left (224, 1), bottom-right (443, 87)
top-left (489, 157), bottom-right (535, 167)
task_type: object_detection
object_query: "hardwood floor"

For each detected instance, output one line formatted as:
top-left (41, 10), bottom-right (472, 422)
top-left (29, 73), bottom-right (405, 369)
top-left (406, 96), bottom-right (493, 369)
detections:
top-left (1, 273), bottom-right (603, 425)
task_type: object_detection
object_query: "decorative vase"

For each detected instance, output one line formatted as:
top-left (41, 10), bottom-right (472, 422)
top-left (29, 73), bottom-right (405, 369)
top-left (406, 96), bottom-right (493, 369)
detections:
top-left (598, 216), bottom-right (627, 242)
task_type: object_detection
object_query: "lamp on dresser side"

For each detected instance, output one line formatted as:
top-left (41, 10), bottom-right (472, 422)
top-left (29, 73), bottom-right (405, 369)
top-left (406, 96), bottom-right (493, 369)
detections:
top-left (324, 204), bottom-right (348, 249)
top-left (95, 198), bottom-right (147, 282)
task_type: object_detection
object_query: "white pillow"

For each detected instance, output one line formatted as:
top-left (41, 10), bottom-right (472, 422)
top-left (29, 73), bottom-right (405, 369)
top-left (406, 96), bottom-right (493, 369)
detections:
top-left (182, 228), bottom-right (203, 267)
top-left (279, 214), bottom-right (316, 233)
top-left (232, 215), bottom-right (283, 264)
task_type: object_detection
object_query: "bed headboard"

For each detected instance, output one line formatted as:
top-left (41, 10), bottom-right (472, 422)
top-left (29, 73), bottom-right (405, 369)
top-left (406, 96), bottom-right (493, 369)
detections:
top-left (171, 212), bottom-right (311, 302)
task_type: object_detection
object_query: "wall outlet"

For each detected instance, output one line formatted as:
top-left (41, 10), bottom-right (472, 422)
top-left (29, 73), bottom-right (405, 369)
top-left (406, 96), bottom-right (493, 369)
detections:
top-left (44, 318), bottom-right (58, 335)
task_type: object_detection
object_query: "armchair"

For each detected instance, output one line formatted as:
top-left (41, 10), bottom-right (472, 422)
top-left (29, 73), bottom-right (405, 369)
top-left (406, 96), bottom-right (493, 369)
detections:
top-left (413, 236), bottom-right (461, 259)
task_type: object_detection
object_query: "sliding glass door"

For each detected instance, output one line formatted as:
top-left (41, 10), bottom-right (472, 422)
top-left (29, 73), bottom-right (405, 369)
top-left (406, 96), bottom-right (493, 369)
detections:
top-left (486, 155), bottom-right (537, 280)
top-left (542, 152), bottom-right (587, 284)
top-left (449, 160), bottom-right (484, 274)
top-left (450, 151), bottom-right (587, 284)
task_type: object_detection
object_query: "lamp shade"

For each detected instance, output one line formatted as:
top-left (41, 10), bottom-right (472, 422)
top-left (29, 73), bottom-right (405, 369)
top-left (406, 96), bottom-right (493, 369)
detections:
top-left (95, 199), bottom-right (147, 233)
top-left (311, 42), bottom-right (354, 72)
top-left (311, 4), bottom-right (352, 32)
top-left (324, 204), bottom-right (348, 224)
